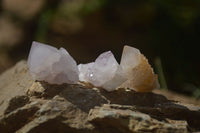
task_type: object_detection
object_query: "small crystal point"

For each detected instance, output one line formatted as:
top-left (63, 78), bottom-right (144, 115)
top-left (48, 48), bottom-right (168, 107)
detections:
top-left (92, 51), bottom-right (119, 86)
top-left (119, 45), bottom-right (159, 92)
top-left (78, 51), bottom-right (125, 91)
top-left (27, 41), bottom-right (79, 84)
top-left (102, 66), bottom-right (126, 91)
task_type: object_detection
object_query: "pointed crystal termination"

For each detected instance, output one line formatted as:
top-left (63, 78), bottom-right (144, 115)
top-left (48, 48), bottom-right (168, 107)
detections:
top-left (27, 41), bottom-right (159, 92)
top-left (27, 41), bottom-right (79, 84)
top-left (78, 51), bottom-right (126, 91)
top-left (119, 45), bottom-right (160, 92)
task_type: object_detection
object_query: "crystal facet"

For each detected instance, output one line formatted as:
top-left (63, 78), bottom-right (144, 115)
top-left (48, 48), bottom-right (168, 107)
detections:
top-left (27, 41), bottom-right (79, 84)
top-left (27, 42), bottom-right (159, 92)
top-left (78, 62), bottom-right (94, 82)
top-left (78, 51), bottom-right (126, 91)
top-left (119, 45), bottom-right (159, 92)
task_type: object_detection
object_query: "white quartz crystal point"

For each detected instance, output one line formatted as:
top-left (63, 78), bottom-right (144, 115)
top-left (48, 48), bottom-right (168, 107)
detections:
top-left (27, 41), bottom-right (79, 84)
top-left (119, 45), bottom-right (160, 92)
top-left (102, 66), bottom-right (126, 91)
top-left (93, 51), bottom-right (119, 87)
top-left (78, 51), bottom-right (126, 91)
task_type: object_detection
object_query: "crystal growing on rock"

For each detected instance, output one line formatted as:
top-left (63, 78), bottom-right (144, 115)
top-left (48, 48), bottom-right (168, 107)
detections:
top-left (119, 45), bottom-right (159, 92)
top-left (27, 41), bottom-right (159, 92)
top-left (27, 41), bottom-right (79, 84)
top-left (78, 51), bottom-right (126, 91)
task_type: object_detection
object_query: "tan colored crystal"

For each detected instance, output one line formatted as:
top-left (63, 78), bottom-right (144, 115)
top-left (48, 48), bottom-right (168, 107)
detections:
top-left (119, 46), bottom-right (159, 92)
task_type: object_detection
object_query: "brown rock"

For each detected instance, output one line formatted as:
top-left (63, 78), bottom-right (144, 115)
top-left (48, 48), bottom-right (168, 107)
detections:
top-left (0, 60), bottom-right (200, 132)
top-left (88, 104), bottom-right (188, 133)
top-left (0, 61), bottom-right (33, 117)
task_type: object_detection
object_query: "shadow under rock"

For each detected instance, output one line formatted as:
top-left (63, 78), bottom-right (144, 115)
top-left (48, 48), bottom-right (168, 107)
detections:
top-left (40, 82), bottom-right (108, 113)
top-left (40, 83), bottom-right (200, 130)
top-left (99, 88), bottom-right (200, 131)
top-left (99, 88), bottom-right (171, 107)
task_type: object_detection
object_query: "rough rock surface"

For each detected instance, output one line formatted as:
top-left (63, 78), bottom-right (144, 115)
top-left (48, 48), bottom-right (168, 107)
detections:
top-left (0, 60), bottom-right (200, 133)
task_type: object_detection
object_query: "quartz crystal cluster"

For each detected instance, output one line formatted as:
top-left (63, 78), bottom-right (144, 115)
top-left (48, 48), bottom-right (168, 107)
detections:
top-left (28, 41), bottom-right (159, 92)
top-left (78, 51), bottom-right (126, 91)
top-left (27, 41), bottom-right (79, 84)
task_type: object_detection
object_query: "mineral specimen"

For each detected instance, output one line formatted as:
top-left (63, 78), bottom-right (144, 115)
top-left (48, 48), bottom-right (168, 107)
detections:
top-left (27, 41), bottom-right (159, 92)
top-left (119, 46), bottom-right (159, 92)
top-left (27, 41), bottom-right (79, 84)
top-left (78, 51), bottom-right (126, 91)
